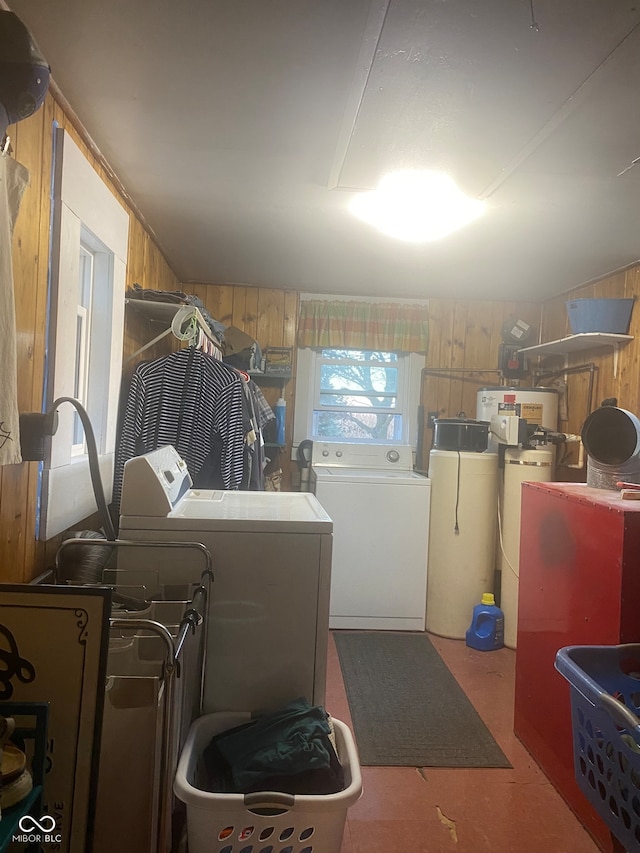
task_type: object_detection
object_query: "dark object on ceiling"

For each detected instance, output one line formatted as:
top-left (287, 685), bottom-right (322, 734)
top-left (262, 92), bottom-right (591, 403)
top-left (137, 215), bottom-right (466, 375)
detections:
top-left (0, 11), bottom-right (50, 140)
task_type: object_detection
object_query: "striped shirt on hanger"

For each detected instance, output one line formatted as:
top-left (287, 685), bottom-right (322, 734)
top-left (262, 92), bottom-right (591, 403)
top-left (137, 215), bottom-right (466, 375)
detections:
top-left (113, 348), bottom-right (246, 510)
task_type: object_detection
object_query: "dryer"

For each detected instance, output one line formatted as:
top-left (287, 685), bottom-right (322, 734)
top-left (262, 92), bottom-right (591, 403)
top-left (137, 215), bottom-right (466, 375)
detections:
top-left (310, 442), bottom-right (431, 631)
top-left (118, 446), bottom-right (332, 714)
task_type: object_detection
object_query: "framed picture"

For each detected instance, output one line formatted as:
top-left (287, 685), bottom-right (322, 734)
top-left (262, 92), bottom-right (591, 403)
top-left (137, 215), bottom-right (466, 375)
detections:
top-left (0, 584), bottom-right (111, 853)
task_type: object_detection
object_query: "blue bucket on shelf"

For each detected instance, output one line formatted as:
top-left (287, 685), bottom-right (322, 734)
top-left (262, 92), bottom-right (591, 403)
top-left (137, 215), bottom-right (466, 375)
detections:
top-left (566, 298), bottom-right (634, 335)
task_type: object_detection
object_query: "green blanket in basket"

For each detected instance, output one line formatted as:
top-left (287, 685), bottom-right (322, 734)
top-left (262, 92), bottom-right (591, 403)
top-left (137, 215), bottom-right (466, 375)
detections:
top-left (202, 698), bottom-right (344, 795)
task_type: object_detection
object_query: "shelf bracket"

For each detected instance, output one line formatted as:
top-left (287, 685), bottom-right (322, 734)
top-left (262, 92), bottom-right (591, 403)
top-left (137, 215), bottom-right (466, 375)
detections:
top-left (126, 327), bottom-right (173, 363)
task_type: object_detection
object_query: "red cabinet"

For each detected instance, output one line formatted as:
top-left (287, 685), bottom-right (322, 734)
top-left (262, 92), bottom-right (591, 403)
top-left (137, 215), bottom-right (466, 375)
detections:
top-left (514, 482), bottom-right (640, 851)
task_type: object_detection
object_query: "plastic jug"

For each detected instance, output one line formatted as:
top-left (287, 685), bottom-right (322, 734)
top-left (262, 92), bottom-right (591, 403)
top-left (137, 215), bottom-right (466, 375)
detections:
top-left (275, 395), bottom-right (286, 446)
top-left (465, 593), bottom-right (504, 651)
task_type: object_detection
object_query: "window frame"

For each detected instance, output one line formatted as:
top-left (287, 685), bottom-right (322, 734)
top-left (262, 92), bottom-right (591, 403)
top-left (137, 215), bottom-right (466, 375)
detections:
top-left (72, 243), bottom-right (93, 455)
top-left (40, 127), bottom-right (129, 541)
top-left (311, 347), bottom-right (405, 442)
top-left (293, 346), bottom-right (424, 450)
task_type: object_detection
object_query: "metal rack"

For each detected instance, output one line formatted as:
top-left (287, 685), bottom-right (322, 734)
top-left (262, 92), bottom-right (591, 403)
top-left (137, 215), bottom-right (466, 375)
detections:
top-left (54, 538), bottom-right (214, 853)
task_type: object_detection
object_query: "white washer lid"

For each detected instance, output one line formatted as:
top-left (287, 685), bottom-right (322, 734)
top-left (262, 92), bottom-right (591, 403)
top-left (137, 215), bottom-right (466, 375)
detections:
top-left (313, 467), bottom-right (429, 485)
top-left (120, 489), bottom-right (333, 533)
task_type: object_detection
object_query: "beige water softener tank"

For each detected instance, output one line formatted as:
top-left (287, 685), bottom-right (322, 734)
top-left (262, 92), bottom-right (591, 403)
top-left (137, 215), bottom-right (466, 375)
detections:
top-left (426, 449), bottom-right (499, 639)
top-left (499, 447), bottom-right (554, 649)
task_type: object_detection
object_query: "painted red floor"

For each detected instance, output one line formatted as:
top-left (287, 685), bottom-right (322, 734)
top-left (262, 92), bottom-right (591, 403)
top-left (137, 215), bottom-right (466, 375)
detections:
top-left (326, 631), bottom-right (603, 853)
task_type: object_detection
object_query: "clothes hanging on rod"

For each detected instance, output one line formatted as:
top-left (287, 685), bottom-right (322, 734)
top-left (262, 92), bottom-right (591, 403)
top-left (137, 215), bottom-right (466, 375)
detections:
top-left (126, 283), bottom-right (227, 340)
top-left (125, 303), bottom-right (224, 364)
top-left (112, 347), bottom-right (246, 512)
top-left (197, 326), bottom-right (222, 359)
top-left (233, 372), bottom-right (275, 491)
top-left (248, 379), bottom-right (274, 433)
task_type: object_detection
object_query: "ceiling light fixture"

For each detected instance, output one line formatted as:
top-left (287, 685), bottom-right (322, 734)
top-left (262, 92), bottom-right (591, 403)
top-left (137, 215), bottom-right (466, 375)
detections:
top-left (349, 169), bottom-right (486, 243)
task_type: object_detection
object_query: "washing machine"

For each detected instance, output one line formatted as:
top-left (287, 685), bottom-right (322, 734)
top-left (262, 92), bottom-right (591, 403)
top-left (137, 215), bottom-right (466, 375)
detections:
top-left (310, 442), bottom-right (431, 631)
top-left (118, 445), bottom-right (332, 714)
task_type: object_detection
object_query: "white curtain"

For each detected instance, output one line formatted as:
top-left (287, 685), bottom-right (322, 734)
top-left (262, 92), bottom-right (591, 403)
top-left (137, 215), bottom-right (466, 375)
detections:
top-left (0, 153), bottom-right (29, 465)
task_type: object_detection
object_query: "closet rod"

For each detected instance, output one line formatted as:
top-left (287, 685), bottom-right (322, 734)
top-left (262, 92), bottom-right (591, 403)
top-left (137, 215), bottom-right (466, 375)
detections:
top-left (126, 304), bottom-right (222, 363)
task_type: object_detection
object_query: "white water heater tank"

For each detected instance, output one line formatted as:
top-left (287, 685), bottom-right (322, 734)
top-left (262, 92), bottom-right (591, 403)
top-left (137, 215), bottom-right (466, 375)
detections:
top-left (499, 446), bottom-right (554, 649)
top-left (476, 386), bottom-right (559, 431)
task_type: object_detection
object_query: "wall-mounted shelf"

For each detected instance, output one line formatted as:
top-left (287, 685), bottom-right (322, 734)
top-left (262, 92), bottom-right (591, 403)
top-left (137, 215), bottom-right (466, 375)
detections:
top-left (519, 333), bottom-right (633, 378)
top-left (248, 370), bottom-right (291, 385)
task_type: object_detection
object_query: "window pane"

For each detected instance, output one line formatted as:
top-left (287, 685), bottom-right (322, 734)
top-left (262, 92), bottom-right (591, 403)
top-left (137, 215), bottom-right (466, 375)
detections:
top-left (73, 314), bottom-right (85, 448)
top-left (321, 348), bottom-right (398, 363)
top-left (311, 346), bottom-right (408, 443)
top-left (313, 411), bottom-right (402, 440)
top-left (319, 393), bottom-right (397, 409)
top-left (78, 247), bottom-right (93, 308)
top-left (74, 315), bottom-right (83, 399)
top-left (319, 364), bottom-right (398, 393)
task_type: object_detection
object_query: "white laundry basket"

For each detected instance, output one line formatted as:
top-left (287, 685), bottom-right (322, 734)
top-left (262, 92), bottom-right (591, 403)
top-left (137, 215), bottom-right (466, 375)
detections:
top-left (174, 712), bottom-right (362, 853)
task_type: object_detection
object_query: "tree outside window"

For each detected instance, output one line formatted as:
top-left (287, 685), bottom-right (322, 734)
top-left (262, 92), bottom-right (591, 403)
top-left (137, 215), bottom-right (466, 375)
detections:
top-left (312, 348), bottom-right (404, 441)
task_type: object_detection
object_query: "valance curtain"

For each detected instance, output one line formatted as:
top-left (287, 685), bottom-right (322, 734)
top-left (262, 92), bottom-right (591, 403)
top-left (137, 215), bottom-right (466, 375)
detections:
top-left (297, 300), bottom-right (429, 353)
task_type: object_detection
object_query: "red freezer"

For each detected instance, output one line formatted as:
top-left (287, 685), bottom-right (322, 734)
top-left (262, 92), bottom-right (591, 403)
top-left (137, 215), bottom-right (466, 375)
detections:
top-left (514, 481), bottom-right (640, 852)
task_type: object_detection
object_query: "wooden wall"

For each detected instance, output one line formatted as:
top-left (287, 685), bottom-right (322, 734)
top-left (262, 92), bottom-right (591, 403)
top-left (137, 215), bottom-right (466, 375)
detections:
top-left (5, 88), bottom-right (640, 585)
top-left (539, 266), bottom-right (640, 435)
top-left (420, 299), bottom-right (543, 468)
top-left (171, 283), bottom-right (300, 488)
top-left (422, 275), bottom-right (640, 475)
top-left (123, 282), bottom-right (299, 490)
top-left (2, 90), bottom-right (180, 584)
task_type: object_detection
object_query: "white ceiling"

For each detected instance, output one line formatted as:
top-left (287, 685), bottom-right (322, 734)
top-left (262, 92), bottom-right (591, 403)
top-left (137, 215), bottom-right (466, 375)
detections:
top-left (7, 0), bottom-right (640, 301)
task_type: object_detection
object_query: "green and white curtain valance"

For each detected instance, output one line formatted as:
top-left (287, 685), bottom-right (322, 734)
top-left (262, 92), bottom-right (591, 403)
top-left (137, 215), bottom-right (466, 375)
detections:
top-left (297, 300), bottom-right (429, 353)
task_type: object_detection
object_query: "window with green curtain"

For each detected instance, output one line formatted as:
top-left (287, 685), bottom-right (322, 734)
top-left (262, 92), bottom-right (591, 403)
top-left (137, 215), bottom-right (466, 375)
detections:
top-left (296, 300), bottom-right (429, 353)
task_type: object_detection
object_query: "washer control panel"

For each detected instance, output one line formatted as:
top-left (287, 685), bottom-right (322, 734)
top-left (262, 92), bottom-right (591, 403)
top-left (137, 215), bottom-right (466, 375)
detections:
top-left (311, 442), bottom-right (413, 470)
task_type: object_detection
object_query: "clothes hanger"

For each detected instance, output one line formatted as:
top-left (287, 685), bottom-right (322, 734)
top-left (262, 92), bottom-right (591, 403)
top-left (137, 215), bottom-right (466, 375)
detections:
top-left (171, 306), bottom-right (199, 346)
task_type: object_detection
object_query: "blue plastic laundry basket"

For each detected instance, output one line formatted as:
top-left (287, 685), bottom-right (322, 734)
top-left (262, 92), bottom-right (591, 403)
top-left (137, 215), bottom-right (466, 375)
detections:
top-left (555, 644), bottom-right (640, 853)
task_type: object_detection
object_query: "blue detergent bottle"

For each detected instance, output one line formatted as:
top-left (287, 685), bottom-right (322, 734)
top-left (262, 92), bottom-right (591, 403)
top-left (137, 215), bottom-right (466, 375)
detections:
top-left (465, 593), bottom-right (505, 651)
top-left (275, 395), bottom-right (286, 446)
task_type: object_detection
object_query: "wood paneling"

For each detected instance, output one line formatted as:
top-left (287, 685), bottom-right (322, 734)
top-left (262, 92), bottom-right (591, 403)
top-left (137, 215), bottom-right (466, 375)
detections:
top-left (183, 283), bottom-right (300, 488)
top-left (2, 90), bottom-right (180, 582)
top-left (539, 270), bottom-right (640, 431)
top-left (420, 300), bottom-right (543, 469)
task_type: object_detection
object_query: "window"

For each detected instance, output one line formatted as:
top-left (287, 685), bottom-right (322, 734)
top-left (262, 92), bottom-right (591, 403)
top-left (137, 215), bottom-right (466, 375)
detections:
top-left (40, 128), bottom-right (129, 540)
top-left (72, 243), bottom-right (93, 454)
top-left (312, 348), bottom-right (404, 441)
top-left (294, 346), bottom-right (423, 447)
